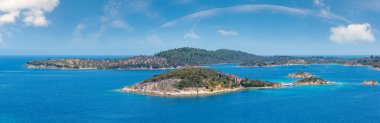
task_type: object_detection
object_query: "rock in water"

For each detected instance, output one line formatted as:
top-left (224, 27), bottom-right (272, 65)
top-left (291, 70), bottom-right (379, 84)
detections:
top-left (293, 77), bottom-right (334, 85)
top-left (362, 80), bottom-right (378, 85)
top-left (288, 71), bottom-right (314, 78)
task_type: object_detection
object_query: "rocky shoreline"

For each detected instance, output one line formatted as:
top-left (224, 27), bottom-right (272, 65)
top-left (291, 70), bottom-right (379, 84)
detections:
top-left (121, 85), bottom-right (245, 96)
top-left (25, 64), bottom-right (175, 70)
top-left (120, 69), bottom-right (336, 96)
top-left (362, 80), bottom-right (378, 85)
top-left (288, 71), bottom-right (314, 78)
top-left (121, 70), bottom-right (379, 97)
top-left (119, 68), bottom-right (284, 96)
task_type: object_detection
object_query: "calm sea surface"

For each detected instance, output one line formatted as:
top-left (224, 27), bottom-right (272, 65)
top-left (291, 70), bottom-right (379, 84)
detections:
top-left (1, 56), bottom-right (380, 123)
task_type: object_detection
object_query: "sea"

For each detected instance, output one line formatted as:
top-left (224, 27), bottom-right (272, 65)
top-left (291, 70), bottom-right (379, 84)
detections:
top-left (1, 56), bottom-right (380, 123)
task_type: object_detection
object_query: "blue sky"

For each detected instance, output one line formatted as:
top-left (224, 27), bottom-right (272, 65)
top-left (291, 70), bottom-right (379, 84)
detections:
top-left (0, 0), bottom-right (379, 55)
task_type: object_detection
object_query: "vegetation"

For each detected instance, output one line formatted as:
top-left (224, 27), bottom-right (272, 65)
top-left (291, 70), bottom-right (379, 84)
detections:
top-left (240, 80), bottom-right (280, 87)
top-left (143, 67), bottom-right (279, 89)
top-left (144, 67), bottom-right (238, 89)
top-left (294, 77), bottom-right (328, 85)
top-left (27, 47), bottom-right (380, 70)
top-left (240, 56), bottom-right (347, 66)
top-left (154, 47), bottom-right (262, 67)
top-left (348, 56), bottom-right (380, 68)
top-left (288, 71), bottom-right (314, 78)
top-left (26, 56), bottom-right (170, 70)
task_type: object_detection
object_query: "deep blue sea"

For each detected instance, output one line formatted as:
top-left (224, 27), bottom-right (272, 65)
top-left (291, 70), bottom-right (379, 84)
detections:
top-left (1, 56), bottom-right (380, 123)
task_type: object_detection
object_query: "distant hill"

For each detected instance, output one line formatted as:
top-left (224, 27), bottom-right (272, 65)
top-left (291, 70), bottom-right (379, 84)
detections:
top-left (346, 56), bottom-right (380, 69)
top-left (25, 47), bottom-right (376, 70)
top-left (154, 47), bottom-right (262, 66)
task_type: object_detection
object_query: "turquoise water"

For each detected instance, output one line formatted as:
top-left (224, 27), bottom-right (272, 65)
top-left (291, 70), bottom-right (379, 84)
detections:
top-left (1, 56), bottom-right (380, 123)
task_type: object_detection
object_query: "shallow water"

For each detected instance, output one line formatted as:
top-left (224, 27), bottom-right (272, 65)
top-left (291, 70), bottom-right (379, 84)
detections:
top-left (1, 56), bottom-right (380, 123)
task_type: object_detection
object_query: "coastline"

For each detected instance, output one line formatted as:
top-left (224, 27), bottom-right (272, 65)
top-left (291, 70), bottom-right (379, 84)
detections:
top-left (25, 64), bottom-right (176, 70)
top-left (343, 63), bottom-right (380, 70)
top-left (119, 87), bottom-right (245, 96)
top-left (118, 86), bottom-right (283, 97)
top-left (239, 63), bottom-right (380, 71)
top-left (118, 82), bottom-right (338, 97)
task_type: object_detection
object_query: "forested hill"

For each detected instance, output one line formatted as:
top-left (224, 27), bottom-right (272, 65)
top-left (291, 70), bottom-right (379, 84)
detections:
top-left (346, 56), bottom-right (380, 69)
top-left (154, 47), bottom-right (263, 66)
top-left (26, 47), bottom-right (378, 70)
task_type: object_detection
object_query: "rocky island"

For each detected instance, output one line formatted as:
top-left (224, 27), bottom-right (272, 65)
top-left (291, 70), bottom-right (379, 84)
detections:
top-left (288, 71), bottom-right (315, 78)
top-left (292, 77), bottom-right (335, 85)
top-left (120, 67), bottom-right (282, 96)
top-left (362, 80), bottom-right (378, 85)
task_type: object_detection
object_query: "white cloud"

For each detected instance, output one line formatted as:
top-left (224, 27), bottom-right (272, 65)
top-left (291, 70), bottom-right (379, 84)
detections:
top-left (23, 9), bottom-right (49, 26)
top-left (184, 31), bottom-right (199, 40)
top-left (146, 34), bottom-right (162, 43)
top-left (0, 33), bottom-right (3, 44)
top-left (110, 19), bottom-right (133, 31)
top-left (161, 4), bottom-right (350, 28)
top-left (0, 11), bottom-right (19, 25)
top-left (73, 24), bottom-right (87, 38)
top-left (183, 23), bottom-right (199, 40)
top-left (0, 0), bottom-right (59, 26)
top-left (74, 0), bottom-right (157, 41)
top-left (330, 23), bottom-right (375, 43)
top-left (314, 0), bottom-right (323, 6)
top-left (74, 24), bottom-right (86, 33)
top-left (218, 29), bottom-right (238, 36)
top-left (313, 0), bottom-right (332, 18)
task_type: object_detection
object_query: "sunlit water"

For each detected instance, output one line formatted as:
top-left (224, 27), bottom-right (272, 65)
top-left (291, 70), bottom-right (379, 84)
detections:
top-left (1, 56), bottom-right (380, 123)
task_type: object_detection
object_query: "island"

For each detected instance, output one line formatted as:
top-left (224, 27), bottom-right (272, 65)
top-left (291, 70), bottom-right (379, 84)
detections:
top-left (25, 47), bottom-right (262, 70)
top-left (120, 67), bottom-right (282, 96)
top-left (25, 47), bottom-right (361, 70)
top-left (120, 68), bottom-right (337, 96)
top-left (362, 80), bottom-right (378, 85)
top-left (288, 71), bottom-right (315, 78)
top-left (26, 56), bottom-right (172, 70)
top-left (292, 77), bottom-right (335, 85)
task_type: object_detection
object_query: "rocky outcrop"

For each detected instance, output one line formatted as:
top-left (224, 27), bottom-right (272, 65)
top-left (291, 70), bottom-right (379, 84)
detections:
top-left (362, 80), bottom-right (378, 85)
top-left (293, 77), bottom-right (334, 85)
top-left (122, 79), bottom-right (243, 96)
top-left (288, 72), bottom-right (314, 78)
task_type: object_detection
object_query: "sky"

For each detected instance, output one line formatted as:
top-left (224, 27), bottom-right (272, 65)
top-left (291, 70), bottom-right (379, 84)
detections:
top-left (0, 0), bottom-right (379, 55)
